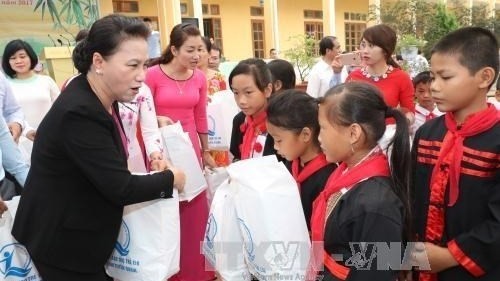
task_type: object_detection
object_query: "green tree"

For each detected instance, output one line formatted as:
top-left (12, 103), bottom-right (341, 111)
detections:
top-left (284, 34), bottom-right (316, 83)
top-left (423, 4), bottom-right (459, 57)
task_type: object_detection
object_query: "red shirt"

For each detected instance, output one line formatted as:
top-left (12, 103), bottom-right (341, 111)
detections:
top-left (347, 67), bottom-right (415, 124)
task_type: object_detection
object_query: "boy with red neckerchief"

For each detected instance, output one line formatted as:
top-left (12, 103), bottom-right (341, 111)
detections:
top-left (412, 27), bottom-right (500, 281)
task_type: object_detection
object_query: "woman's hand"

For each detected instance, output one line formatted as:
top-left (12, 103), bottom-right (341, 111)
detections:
top-left (405, 111), bottom-right (416, 125)
top-left (203, 150), bottom-right (217, 169)
top-left (157, 116), bottom-right (174, 128)
top-left (8, 122), bottom-right (22, 143)
top-left (0, 199), bottom-right (7, 217)
top-left (169, 166), bottom-right (186, 193)
top-left (26, 130), bottom-right (36, 141)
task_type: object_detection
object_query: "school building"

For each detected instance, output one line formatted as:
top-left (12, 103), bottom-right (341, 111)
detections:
top-left (99, 0), bottom-right (498, 61)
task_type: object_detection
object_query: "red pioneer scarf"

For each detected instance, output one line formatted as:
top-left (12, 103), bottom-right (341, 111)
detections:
top-left (292, 153), bottom-right (329, 190)
top-left (239, 111), bottom-right (267, 160)
top-left (419, 105), bottom-right (498, 281)
top-left (308, 152), bottom-right (390, 278)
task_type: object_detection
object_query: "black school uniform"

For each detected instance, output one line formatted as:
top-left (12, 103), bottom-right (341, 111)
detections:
top-left (284, 158), bottom-right (336, 230)
top-left (412, 114), bottom-right (500, 281)
top-left (322, 176), bottom-right (404, 281)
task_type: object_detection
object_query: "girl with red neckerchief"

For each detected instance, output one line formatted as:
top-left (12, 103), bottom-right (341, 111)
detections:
top-left (266, 89), bottom-right (336, 231)
top-left (308, 82), bottom-right (412, 281)
top-left (229, 58), bottom-right (280, 161)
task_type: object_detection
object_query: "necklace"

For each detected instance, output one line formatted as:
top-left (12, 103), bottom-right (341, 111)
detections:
top-left (361, 65), bottom-right (393, 82)
top-left (174, 80), bottom-right (186, 95)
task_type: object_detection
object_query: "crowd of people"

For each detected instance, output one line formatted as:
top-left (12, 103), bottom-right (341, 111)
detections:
top-left (0, 13), bottom-right (498, 281)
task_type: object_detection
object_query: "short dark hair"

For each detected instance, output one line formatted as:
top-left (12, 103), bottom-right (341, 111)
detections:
top-left (201, 36), bottom-right (212, 52)
top-left (267, 59), bottom-right (296, 91)
top-left (412, 71), bottom-right (431, 88)
top-left (72, 14), bottom-right (149, 74)
top-left (143, 17), bottom-right (152, 23)
top-left (229, 58), bottom-right (273, 93)
top-left (267, 89), bottom-right (320, 147)
top-left (211, 44), bottom-right (222, 56)
top-left (319, 36), bottom-right (337, 56)
top-left (431, 26), bottom-right (499, 89)
top-left (1, 39), bottom-right (38, 78)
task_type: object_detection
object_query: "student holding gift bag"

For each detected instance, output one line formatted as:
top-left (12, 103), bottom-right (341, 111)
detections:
top-left (266, 90), bottom-right (335, 230)
top-left (229, 58), bottom-right (279, 161)
top-left (145, 23), bottom-right (216, 281)
top-left (11, 15), bottom-right (185, 281)
top-left (309, 82), bottom-right (411, 281)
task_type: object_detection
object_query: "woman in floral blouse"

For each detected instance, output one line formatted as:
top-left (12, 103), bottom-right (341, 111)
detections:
top-left (198, 37), bottom-right (229, 166)
top-left (119, 83), bottom-right (166, 172)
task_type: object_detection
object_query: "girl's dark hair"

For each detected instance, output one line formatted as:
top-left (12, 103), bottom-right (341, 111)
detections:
top-left (229, 58), bottom-right (273, 93)
top-left (201, 36), bottom-right (212, 52)
top-left (362, 24), bottom-right (400, 68)
top-left (2, 39), bottom-right (38, 78)
top-left (267, 59), bottom-right (296, 91)
top-left (267, 89), bottom-right (320, 148)
top-left (75, 29), bottom-right (89, 43)
top-left (152, 23), bottom-right (200, 65)
top-left (320, 81), bottom-right (411, 242)
top-left (72, 14), bottom-right (149, 74)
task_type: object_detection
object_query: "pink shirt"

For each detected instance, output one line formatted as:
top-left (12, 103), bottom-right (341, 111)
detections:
top-left (146, 65), bottom-right (208, 160)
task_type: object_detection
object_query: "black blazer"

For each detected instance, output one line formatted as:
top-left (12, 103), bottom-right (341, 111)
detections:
top-left (12, 75), bottom-right (174, 273)
top-left (230, 111), bottom-right (280, 161)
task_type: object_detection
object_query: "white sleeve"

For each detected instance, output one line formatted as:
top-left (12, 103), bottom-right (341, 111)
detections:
top-left (138, 84), bottom-right (164, 159)
top-left (306, 68), bottom-right (320, 98)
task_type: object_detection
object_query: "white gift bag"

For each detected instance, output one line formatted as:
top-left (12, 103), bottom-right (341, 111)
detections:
top-left (227, 156), bottom-right (311, 280)
top-left (0, 197), bottom-right (41, 281)
top-left (18, 137), bottom-right (32, 166)
top-left (203, 180), bottom-right (250, 281)
top-left (207, 90), bottom-right (239, 150)
top-left (105, 190), bottom-right (180, 281)
top-left (205, 167), bottom-right (229, 206)
top-left (160, 122), bottom-right (207, 201)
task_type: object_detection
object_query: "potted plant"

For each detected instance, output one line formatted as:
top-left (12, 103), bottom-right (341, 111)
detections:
top-left (398, 34), bottom-right (426, 61)
top-left (284, 34), bottom-right (317, 88)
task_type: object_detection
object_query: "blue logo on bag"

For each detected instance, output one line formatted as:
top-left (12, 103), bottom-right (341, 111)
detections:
top-left (0, 243), bottom-right (32, 278)
top-left (205, 214), bottom-right (217, 249)
top-left (114, 220), bottom-right (130, 256)
top-left (237, 218), bottom-right (255, 261)
top-left (208, 115), bottom-right (216, 137)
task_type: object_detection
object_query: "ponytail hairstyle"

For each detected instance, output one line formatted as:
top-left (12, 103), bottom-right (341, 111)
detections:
top-left (362, 24), bottom-right (400, 68)
top-left (150, 23), bottom-right (200, 66)
top-left (229, 58), bottom-right (274, 93)
top-left (320, 82), bottom-right (412, 243)
top-left (72, 14), bottom-right (149, 74)
top-left (267, 89), bottom-right (320, 148)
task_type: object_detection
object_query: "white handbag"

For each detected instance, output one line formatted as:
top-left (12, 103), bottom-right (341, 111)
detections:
top-left (105, 191), bottom-right (180, 281)
top-left (0, 197), bottom-right (41, 281)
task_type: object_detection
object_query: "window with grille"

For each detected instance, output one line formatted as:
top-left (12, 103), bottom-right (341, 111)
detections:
top-left (112, 1), bottom-right (139, 13)
top-left (202, 4), bottom-right (208, 15)
top-left (304, 22), bottom-right (323, 56)
top-left (304, 10), bottom-right (323, 19)
top-left (344, 22), bottom-right (366, 52)
top-left (251, 20), bottom-right (265, 58)
top-left (210, 4), bottom-right (220, 15)
top-left (250, 6), bottom-right (264, 17)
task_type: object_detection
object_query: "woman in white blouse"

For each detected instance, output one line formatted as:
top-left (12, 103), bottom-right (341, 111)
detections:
top-left (2, 39), bottom-right (59, 140)
top-left (119, 83), bottom-right (167, 173)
